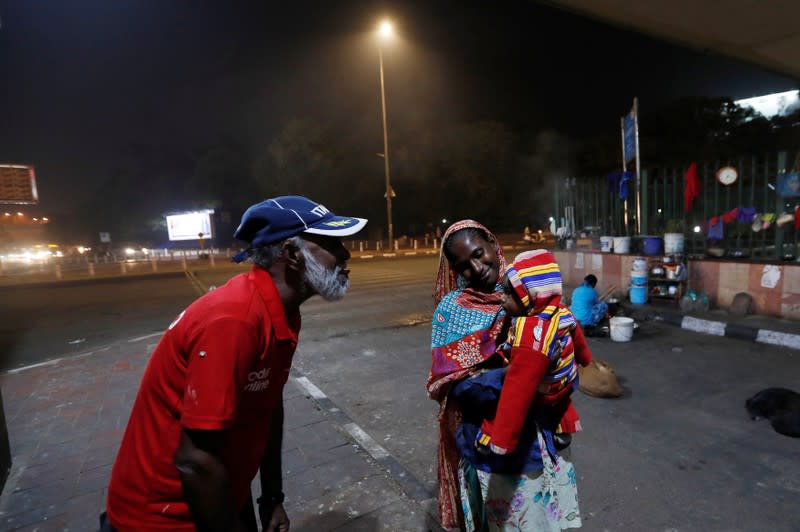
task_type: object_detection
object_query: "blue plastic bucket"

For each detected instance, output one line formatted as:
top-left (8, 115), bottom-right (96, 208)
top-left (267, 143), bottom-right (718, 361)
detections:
top-left (629, 285), bottom-right (648, 305)
top-left (642, 236), bottom-right (663, 256)
top-left (630, 270), bottom-right (648, 287)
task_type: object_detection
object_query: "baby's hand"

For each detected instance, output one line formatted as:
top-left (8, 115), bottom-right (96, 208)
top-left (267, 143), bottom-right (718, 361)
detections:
top-left (474, 440), bottom-right (491, 455)
top-left (474, 429), bottom-right (492, 455)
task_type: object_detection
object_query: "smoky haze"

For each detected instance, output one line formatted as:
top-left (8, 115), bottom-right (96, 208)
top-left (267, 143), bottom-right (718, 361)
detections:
top-left (0, 0), bottom-right (794, 246)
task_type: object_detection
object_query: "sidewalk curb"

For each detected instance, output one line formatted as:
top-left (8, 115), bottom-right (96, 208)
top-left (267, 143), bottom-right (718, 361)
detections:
top-left (626, 305), bottom-right (800, 350)
top-left (289, 371), bottom-right (439, 518)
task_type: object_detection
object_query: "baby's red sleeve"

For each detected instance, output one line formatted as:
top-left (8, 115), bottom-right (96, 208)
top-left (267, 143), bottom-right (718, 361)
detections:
top-left (478, 344), bottom-right (548, 454)
top-left (572, 324), bottom-right (593, 367)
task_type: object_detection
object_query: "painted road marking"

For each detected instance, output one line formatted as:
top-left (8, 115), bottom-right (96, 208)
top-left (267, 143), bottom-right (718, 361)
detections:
top-left (293, 375), bottom-right (390, 460)
top-left (682, 316), bottom-right (726, 336)
top-left (342, 422), bottom-right (390, 460)
top-left (294, 376), bottom-right (327, 400)
top-left (128, 332), bottom-right (163, 342)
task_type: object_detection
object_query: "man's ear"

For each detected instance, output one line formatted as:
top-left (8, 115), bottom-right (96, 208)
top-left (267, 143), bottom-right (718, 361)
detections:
top-left (283, 240), bottom-right (304, 272)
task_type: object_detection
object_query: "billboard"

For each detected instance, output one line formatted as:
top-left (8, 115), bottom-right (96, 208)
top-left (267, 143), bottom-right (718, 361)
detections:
top-left (0, 165), bottom-right (38, 205)
top-left (166, 210), bottom-right (214, 241)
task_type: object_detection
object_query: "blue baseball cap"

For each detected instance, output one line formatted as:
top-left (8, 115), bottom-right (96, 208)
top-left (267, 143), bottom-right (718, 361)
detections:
top-left (232, 195), bottom-right (367, 262)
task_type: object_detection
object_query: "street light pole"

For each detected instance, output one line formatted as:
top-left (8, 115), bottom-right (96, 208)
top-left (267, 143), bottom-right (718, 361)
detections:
top-left (377, 23), bottom-right (393, 250)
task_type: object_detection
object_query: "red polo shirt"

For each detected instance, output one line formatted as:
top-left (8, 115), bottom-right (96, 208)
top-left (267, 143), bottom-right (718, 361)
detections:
top-left (107, 267), bottom-right (300, 530)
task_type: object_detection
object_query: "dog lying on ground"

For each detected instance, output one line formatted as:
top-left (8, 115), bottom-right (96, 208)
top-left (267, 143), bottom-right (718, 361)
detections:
top-left (745, 387), bottom-right (800, 438)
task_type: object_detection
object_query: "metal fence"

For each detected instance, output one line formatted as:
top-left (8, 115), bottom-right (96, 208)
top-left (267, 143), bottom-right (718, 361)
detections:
top-left (554, 152), bottom-right (799, 261)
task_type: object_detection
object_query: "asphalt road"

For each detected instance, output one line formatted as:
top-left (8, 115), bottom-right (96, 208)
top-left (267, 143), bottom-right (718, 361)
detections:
top-left (2, 256), bottom-right (799, 531)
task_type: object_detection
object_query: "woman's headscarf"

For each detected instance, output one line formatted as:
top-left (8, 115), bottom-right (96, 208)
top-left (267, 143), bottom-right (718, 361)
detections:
top-left (433, 219), bottom-right (507, 305)
top-left (427, 219), bottom-right (507, 530)
top-left (428, 220), bottom-right (507, 400)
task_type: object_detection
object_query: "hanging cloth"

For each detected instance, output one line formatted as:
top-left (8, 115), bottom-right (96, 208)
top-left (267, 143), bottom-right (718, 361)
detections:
top-left (607, 172), bottom-right (619, 194)
top-left (684, 162), bottom-right (701, 212)
top-left (619, 171), bottom-right (633, 200)
top-left (708, 218), bottom-right (724, 240)
top-left (722, 207), bottom-right (740, 225)
top-left (737, 207), bottom-right (757, 224)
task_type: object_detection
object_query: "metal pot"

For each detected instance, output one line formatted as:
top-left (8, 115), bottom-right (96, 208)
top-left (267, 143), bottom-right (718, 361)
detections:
top-left (666, 265), bottom-right (684, 280)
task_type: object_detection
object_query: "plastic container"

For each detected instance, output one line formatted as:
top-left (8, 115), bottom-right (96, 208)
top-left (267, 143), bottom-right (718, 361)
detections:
top-left (613, 237), bottom-right (631, 254)
top-left (664, 233), bottom-right (685, 254)
top-left (600, 236), bottom-right (614, 253)
top-left (610, 316), bottom-right (635, 342)
top-left (629, 285), bottom-right (648, 305)
top-left (630, 270), bottom-right (647, 287)
top-left (642, 236), bottom-right (664, 256)
top-left (632, 256), bottom-right (648, 272)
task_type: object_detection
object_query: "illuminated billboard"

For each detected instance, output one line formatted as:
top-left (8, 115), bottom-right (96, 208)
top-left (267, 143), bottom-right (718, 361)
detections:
top-left (166, 210), bottom-right (214, 241)
top-left (0, 165), bottom-right (39, 205)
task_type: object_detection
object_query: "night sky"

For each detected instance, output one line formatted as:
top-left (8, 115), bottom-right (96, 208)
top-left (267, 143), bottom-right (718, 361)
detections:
top-left (0, 0), bottom-right (796, 219)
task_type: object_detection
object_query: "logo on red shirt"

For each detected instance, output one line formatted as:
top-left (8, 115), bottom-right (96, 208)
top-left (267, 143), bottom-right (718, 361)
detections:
top-left (245, 367), bottom-right (270, 392)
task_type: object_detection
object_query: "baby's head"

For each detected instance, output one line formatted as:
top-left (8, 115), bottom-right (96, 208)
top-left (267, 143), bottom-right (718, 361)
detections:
top-left (501, 250), bottom-right (563, 316)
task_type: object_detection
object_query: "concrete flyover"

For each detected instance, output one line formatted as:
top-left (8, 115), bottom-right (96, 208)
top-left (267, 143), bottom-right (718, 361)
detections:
top-left (545, 0), bottom-right (800, 80)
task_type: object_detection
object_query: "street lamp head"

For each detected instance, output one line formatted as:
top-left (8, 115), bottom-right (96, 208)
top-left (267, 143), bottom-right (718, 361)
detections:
top-left (378, 20), bottom-right (393, 39)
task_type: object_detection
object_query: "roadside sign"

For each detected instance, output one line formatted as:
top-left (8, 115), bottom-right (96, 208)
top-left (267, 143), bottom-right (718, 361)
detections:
top-left (623, 111), bottom-right (636, 162)
top-left (99, 232), bottom-right (111, 243)
top-left (0, 165), bottom-right (38, 205)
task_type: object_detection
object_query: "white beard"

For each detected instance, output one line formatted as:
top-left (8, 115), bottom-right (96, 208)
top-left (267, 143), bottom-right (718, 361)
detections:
top-left (301, 246), bottom-right (349, 301)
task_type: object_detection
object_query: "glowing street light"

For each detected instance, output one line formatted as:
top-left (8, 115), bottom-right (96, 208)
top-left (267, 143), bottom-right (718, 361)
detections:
top-left (377, 19), bottom-right (395, 249)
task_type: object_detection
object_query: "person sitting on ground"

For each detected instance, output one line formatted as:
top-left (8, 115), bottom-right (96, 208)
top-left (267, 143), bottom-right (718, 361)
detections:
top-left (570, 274), bottom-right (608, 332)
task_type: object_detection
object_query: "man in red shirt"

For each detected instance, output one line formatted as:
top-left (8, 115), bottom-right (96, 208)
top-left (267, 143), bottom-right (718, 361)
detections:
top-left (102, 195), bottom-right (367, 531)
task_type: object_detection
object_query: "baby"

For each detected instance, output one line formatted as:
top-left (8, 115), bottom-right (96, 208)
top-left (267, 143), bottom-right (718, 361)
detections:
top-left (476, 249), bottom-right (593, 455)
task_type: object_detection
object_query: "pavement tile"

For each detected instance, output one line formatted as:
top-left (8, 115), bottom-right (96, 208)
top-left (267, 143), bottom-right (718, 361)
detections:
top-left (331, 498), bottom-right (442, 532)
top-left (307, 449), bottom-right (380, 493)
top-left (281, 446), bottom-right (308, 477)
top-left (285, 474), bottom-right (402, 531)
top-left (291, 421), bottom-right (350, 455)
top-left (14, 458), bottom-right (83, 491)
top-left (289, 439), bottom-right (363, 473)
top-left (73, 465), bottom-right (112, 498)
top-left (80, 444), bottom-right (117, 473)
top-left (284, 397), bottom-right (326, 430)
top-left (2, 512), bottom-right (68, 531)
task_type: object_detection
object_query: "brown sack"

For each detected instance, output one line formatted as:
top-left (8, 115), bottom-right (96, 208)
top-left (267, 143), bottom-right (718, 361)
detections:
top-left (578, 359), bottom-right (623, 398)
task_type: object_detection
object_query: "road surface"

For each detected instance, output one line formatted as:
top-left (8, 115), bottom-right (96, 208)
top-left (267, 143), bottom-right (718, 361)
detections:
top-left (2, 256), bottom-right (799, 531)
